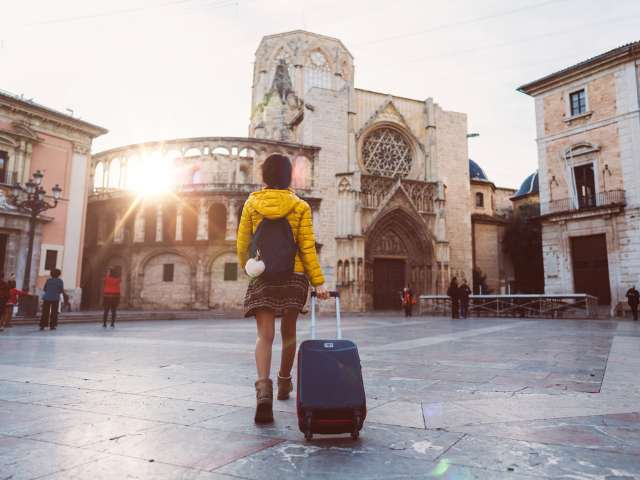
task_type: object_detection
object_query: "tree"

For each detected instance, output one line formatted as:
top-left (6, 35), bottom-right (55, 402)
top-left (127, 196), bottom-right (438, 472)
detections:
top-left (502, 204), bottom-right (544, 293)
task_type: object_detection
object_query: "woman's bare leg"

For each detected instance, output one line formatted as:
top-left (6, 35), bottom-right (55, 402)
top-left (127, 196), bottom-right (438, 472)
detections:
top-left (279, 308), bottom-right (299, 378)
top-left (255, 309), bottom-right (276, 380)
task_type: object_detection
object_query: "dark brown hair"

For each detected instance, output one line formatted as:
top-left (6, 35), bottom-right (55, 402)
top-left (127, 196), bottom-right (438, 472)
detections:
top-left (261, 154), bottom-right (292, 189)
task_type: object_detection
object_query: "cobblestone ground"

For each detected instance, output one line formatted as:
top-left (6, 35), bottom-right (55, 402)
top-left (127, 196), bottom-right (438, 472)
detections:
top-left (1, 315), bottom-right (640, 479)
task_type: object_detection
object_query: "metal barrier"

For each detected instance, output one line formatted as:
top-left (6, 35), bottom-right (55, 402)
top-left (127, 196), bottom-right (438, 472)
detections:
top-left (419, 294), bottom-right (599, 319)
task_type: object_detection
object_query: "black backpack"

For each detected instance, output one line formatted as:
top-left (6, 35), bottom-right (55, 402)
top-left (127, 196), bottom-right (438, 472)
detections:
top-left (250, 217), bottom-right (297, 280)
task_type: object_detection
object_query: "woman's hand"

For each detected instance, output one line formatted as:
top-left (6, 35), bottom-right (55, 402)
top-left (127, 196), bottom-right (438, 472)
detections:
top-left (315, 285), bottom-right (330, 300)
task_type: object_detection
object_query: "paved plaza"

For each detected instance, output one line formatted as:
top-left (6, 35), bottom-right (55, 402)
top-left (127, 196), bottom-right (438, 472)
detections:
top-left (1, 315), bottom-right (640, 479)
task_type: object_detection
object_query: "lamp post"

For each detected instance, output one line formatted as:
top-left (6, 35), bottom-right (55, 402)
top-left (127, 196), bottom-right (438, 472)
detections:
top-left (9, 170), bottom-right (62, 291)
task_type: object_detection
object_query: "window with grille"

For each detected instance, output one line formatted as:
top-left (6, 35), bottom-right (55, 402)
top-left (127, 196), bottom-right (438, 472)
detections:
top-left (163, 263), bottom-right (174, 282)
top-left (475, 192), bottom-right (484, 208)
top-left (44, 250), bottom-right (58, 271)
top-left (224, 263), bottom-right (238, 281)
top-left (362, 128), bottom-right (412, 178)
top-left (570, 89), bottom-right (587, 116)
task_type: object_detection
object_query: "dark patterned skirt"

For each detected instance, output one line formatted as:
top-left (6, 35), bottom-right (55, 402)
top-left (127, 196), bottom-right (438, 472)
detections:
top-left (244, 273), bottom-right (310, 318)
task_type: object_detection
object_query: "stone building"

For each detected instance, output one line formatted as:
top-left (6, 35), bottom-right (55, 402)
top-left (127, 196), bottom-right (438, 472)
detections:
top-left (0, 90), bottom-right (106, 307)
top-left (82, 30), bottom-right (517, 312)
top-left (518, 41), bottom-right (640, 313)
top-left (468, 160), bottom-right (515, 294)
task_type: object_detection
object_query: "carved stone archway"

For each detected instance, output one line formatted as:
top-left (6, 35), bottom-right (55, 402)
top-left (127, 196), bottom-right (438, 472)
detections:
top-left (364, 207), bottom-right (434, 310)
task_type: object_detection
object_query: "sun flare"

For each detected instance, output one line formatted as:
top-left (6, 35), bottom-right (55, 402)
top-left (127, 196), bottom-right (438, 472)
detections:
top-left (128, 151), bottom-right (174, 196)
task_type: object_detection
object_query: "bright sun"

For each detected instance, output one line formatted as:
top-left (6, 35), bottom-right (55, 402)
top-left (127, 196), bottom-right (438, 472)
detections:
top-left (128, 152), bottom-right (174, 196)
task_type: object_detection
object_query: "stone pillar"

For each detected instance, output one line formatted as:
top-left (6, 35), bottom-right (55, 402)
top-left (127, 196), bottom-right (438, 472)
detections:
top-left (197, 198), bottom-right (208, 241)
top-left (133, 208), bottom-right (145, 243)
top-left (114, 209), bottom-right (124, 243)
top-left (156, 204), bottom-right (163, 242)
top-left (175, 203), bottom-right (183, 241)
top-left (226, 199), bottom-right (237, 241)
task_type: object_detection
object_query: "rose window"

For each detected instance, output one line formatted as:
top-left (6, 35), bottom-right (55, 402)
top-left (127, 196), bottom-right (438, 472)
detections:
top-left (362, 128), bottom-right (412, 178)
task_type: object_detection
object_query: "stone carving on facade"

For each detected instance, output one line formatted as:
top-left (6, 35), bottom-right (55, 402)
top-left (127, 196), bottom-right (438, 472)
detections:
top-left (361, 174), bottom-right (436, 214)
top-left (362, 128), bottom-right (413, 178)
top-left (252, 59), bottom-right (304, 142)
top-left (73, 142), bottom-right (91, 155)
top-left (338, 177), bottom-right (352, 192)
top-left (0, 191), bottom-right (17, 212)
top-left (371, 230), bottom-right (406, 256)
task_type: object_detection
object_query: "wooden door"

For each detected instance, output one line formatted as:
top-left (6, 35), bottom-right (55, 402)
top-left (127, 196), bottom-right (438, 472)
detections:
top-left (373, 258), bottom-right (405, 310)
top-left (570, 234), bottom-right (611, 305)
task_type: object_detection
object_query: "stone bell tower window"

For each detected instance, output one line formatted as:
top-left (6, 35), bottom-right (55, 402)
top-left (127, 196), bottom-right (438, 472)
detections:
top-left (362, 128), bottom-right (412, 178)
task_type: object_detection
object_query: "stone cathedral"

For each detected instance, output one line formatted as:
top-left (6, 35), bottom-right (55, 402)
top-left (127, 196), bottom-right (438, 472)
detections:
top-left (82, 31), bottom-right (501, 313)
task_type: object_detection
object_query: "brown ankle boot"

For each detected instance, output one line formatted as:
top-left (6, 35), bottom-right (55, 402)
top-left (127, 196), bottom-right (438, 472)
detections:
top-left (254, 378), bottom-right (274, 423)
top-left (277, 374), bottom-right (293, 400)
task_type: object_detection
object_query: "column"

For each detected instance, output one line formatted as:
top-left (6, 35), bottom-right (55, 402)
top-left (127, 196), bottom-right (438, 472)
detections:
top-left (114, 209), bottom-right (124, 243)
top-left (175, 203), bottom-right (183, 241)
top-left (133, 208), bottom-right (145, 243)
top-left (226, 200), bottom-right (237, 241)
top-left (156, 204), bottom-right (163, 242)
top-left (196, 198), bottom-right (208, 241)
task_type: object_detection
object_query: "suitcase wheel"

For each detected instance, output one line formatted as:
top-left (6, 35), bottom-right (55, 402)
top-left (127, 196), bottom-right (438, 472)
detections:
top-left (351, 415), bottom-right (361, 440)
top-left (304, 415), bottom-right (313, 441)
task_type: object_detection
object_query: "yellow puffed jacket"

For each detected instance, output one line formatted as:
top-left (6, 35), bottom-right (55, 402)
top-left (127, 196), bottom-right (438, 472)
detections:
top-left (236, 189), bottom-right (325, 287)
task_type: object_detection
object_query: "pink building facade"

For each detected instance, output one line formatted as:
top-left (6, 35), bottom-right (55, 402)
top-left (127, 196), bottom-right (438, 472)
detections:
top-left (0, 91), bottom-right (107, 308)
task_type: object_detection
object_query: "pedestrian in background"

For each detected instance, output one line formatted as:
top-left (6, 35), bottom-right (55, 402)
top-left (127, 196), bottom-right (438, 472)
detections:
top-left (401, 286), bottom-right (415, 317)
top-left (0, 274), bottom-right (9, 331)
top-left (626, 285), bottom-right (639, 321)
top-left (459, 279), bottom-right (472, 318)
top-left (3, 280), bottom-right (28, 329)
top-left (447, 277), bottom-right (459, 319)
top-left (40, 269), bottom-right (66, 331)
top-left (103, 268), bottom-right (121, 328)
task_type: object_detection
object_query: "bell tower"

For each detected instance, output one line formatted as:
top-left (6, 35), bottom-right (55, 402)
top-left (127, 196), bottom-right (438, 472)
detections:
top-left (249, 30), bottom-right (354, 143)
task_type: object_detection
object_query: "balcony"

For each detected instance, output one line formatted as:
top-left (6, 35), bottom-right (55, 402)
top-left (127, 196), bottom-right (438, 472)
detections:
top-left (541, 189), bottom-right (625, 216)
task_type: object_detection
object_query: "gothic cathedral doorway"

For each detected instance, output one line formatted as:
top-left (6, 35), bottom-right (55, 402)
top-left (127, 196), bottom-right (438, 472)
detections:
top-left (365, 207), bottom-right (434, 311)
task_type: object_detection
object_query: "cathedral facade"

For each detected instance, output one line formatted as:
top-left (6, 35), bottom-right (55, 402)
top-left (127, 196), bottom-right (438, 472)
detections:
top-left (82, 30), bottom-right (483, 312)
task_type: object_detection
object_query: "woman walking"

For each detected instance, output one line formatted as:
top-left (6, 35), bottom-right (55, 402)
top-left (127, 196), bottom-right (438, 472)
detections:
top-left (102, 268), bottom-right (121, 328)
top-left (237, 154), bottom-right (328, 424)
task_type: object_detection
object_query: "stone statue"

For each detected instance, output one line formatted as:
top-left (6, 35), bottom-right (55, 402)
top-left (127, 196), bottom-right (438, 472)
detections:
top-left (272, 59), bottom-right (294, 104)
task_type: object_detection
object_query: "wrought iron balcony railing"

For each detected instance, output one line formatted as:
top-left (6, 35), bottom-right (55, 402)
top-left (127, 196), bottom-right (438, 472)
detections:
top-left (541, 189), bottom-right (625, 215)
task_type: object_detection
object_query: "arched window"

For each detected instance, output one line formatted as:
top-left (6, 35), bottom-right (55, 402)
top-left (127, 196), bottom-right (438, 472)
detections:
top-left (292, 156), bottom-right (311, 189)
top-left (182, 202), bottom-right (198, 242)
top-left (94, 162), bottom-right (104, 190)
top-left (362, 128), bottom-right (412, 178)
top-left (108, 159), bottom-right (121, 189)
top-left (475, 192), bottom-right (484, 208)
top-left (208, 203), bottom-right (227, 241)
top-left (144, 206), bottom-right (157, 243)
top-left (162, 203), bottom-right (176, 243)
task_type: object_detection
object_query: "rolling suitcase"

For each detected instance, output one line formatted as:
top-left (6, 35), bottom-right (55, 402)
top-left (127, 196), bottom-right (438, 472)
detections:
top-left (296, 291), bottom-right (366, 441)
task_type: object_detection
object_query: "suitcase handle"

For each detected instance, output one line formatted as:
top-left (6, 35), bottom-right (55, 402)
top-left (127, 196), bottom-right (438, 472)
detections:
top-left (310, 290), bottom-right (341, 340)
top-left (310, 291), bottom-right (340, 298)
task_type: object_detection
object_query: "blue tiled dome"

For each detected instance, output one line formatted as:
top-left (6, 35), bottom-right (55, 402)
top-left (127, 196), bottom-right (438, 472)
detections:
top-left (513, 171), bottom-right (539, 199)
top-left (469, 159), bottom-right (489, 181)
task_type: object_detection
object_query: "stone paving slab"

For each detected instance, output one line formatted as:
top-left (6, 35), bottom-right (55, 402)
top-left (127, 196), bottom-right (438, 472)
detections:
top-left (1, 316), bottom-right (640, 479)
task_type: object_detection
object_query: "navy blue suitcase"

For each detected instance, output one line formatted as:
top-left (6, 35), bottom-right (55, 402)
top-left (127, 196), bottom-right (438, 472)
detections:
top-left (296, 291), bottom-right (366, 440)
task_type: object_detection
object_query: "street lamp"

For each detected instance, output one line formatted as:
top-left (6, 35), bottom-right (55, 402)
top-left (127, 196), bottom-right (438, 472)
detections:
top-left (8, 172), bottom-right (62, 292)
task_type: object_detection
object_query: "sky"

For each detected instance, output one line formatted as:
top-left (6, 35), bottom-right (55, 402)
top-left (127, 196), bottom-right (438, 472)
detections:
top-left (1, 0), bottom-right (639, 188)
